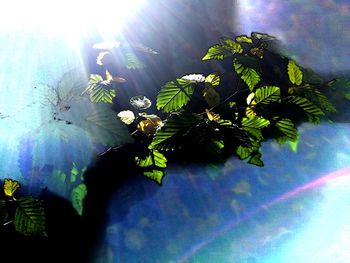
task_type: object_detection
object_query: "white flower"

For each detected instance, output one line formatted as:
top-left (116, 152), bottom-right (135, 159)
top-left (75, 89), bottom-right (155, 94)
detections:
top-left (130, 96), bottom-right (152, 110)
top-left (181, 74), bottom-right (205, 83)
top-left (117, 110), bottom-right (135, 125)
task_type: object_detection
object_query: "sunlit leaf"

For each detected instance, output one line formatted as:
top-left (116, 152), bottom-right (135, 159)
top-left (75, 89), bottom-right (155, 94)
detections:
top-left (150, 113), bottom-right (201, 151)
top-left (14, 197), bottom-right (46, 236)
top-left (84, 74), bottom-right (116, 103)
top-left (157, 79), bottom-right (194, 112)
top-left (288, 60), bottom-right (303, 85)
top-left (143, 170), bottom-right (164, 185)
top-left (235, 35), bottom-right (253, 44)
top-left (202, 38), bottom-right (243, 60)
top-left (242, 117), bottom-right (270, 139)
top-left (246, 92), bottom-right (255, 105)
top-left (255, 86), bottom-right (280, 105)
top-left (205, 72), bottom-right (221, 87)
top-left (233, 57), bottom-right (261, 91)
top-left (135, 150), bottom-right (167, 168)
top-left (130, 96), bottom-right (152, 110)
top-left (203, 85), bottom-right (220, 107)
top-left (71, 184), bottom-right (87, 216)
top-left (206, 109), bottom-right (221, 122)
top-left (70, 162), bottom-right (79, 184)
top-left (137, 115), bottom-right (162, 135)
top-left (117, 110), bottom-right (135, 125)
top-left (3, 178), bottom-right (20, 197)
top-left (275, 118), bottom-right (298, 142)
top-left (245, 106), bottom-right (256, 117)
top-left (106, 69), bottom-right (127, 83)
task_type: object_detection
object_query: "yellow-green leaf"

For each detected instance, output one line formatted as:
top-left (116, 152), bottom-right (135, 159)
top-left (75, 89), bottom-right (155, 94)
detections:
top-left (205, 72), bottom-right (221, 87)
top-left (3, 178), bottom-right (20, 197)
top-left (235, 35), bottom-right (253, 44)
top-left (288, 60), bottom-right (303, 85)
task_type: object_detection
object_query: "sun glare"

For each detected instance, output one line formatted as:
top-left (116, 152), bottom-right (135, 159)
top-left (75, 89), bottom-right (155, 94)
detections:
top-left (0, 0), bottom-right (145, 38)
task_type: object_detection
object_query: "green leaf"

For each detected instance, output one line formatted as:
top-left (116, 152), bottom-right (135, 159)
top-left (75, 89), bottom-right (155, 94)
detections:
top-left (236, 146), bottom-right (253, 160)
top-left (235, 35), bottom-right (253, 44)
top-left (14, 197), bottom-right (46, 236)
top-left (298, 84), bottom-right (336, 112)
top-left (85, 107), bottom-right (133, 146)
top-left (125, 52), bottom-right (146, 69)
top-left (275, 118), bottom-right (298, 142)
top-left (205, 72), bottom-right (221, 87)
top-left (85, 74), bottom-right (116, 103)
top-left (202, 38), bottom-right (243, 60)
top-left (143, 170), bottom-right (164, 185)
top-left (203, 85), bottom-right (220, 107)
top-left (286, 96), bottom-right (325, 122)
top-left (150, 113), bottom-right (201, 151)
top-left (70, 162), bottom-right (79, 183)
top-left (0, 200), bottom-right (8, 227)
top-left (345, 93), bottom-right (350, 100)
top-left (135, 150), bottom-right (167, 168)
top-left (233, 57), bottom-right (261, 91)
top-left (288, 140), bottom-right (299, 153)
top-left (71, 184), bottom-right (87, 216)
top-left (255, 86), bottom-right (280, 105)
top-left (248, 152), bottom-right (264, 166)
top-left (288, 60), bottom-right (303, 85)
top-left (157, 79), bottom-right (194, 112)
top-left (302, 68), bottom-right (324, 84)
top-left (242, 117), bottom-right (270, 140)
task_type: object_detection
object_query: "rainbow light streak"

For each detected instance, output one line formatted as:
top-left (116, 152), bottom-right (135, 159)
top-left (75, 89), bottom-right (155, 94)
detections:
top-left (177, 166), bottom-right (350, 263)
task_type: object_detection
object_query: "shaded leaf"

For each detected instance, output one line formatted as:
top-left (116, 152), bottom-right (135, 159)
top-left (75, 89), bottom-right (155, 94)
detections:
top-left (14, 197), bottom-right (46, 236)
top-left (125, 52), bottom-right (146, 69)
top-left (298, 84), bottom-right (336, 112)
top-left (288, 140), bottom-right (299, 153)
top-left (157, 79), bottom-right (194, 112)
top-left (233, 57), bottom-right (261, 91)
top-left (302, 68), bottom-right (324, 84)
top-left (286, 96), bottom-right (325, 122)
top-left (242, 117), bottom-right (270, 140)
top-left (255, 86), bottom-right (280, 105)
top-left (71, 184), bottom-right (87, 216)
top-left (248, 152), bottom-right (264, 166)
top-left (150, 113), bottom-right (201, 151)
top-left (288, 60), bottom-right (303, 85)
top-left (236, 145), bottom-right (253, 160)
top-left (203, 85), bottom-right (220, 107)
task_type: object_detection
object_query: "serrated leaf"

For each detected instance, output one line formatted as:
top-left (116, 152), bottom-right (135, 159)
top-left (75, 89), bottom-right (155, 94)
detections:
top-left (203, 85), bottom-right (220, 107)
top-left (242, 117), bottom-right (270, 140)
top-left (14, 197), bottom-right (46, 236)
top-left (275, 118), bottom-right (298, 142)
top-left (71, 184), bottom-right (87, 216)
top-left (298, 84), bottom-right (336, 112)
top-left (288, 60), bottom-right (303, 85)
top-left (202, 39), bottom-right (243, 60)
top-left (233, 57), bottom-right (261, 91)
top-left (125, 52), bottom-right (146, 69)
top-left (286, 96), bottom-right (325, 122)
top-left (235, 35), bottom-right (253, 44)
top-left (255, 86), bottom-right (280, 105)
top-left (85, 107), bottom-right (133, 146)
top-left (135, 150), bottom-right (167, 168)
top-left (157, 79), bottom-right (194, 112)
top-left (248, 152), bottom-right (264, 166)
top-left (150, 113), bottom-right (201, 151)
top-left (302, 68), bottom-right (324, 84)
top-left (143, 170), bottom-right (164, 185)
top-left (84, 74), bottom-right (116, 103)
top-left (205, 73), bottom-right (221, 87)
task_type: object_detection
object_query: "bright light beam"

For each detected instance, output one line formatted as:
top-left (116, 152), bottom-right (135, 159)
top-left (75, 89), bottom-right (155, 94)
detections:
top-left (0, 0), bottom-right (145, 39)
